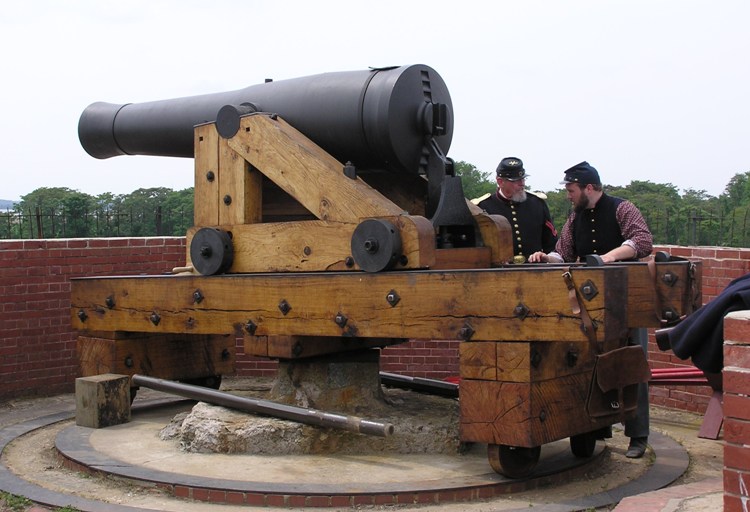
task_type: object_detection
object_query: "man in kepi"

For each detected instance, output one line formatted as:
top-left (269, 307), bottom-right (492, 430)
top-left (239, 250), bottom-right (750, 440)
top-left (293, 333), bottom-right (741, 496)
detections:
top-left (529, 161), bottom-right (653, 458)
top-left (476, 157), bottom-right (557, 263)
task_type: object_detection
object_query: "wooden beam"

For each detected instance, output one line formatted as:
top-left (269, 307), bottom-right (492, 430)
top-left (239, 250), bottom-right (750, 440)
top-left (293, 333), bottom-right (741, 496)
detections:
top-left (71, 266), bottom-right (628, 344)
top-left (227, 114), bottom-right (404, 223)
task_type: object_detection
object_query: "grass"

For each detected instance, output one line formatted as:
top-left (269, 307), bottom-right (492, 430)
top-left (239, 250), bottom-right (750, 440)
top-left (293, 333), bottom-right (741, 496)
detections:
top-left (0, 491), bottom-right (81, 512)
top-left (0, 491), bottom-right (31, 511)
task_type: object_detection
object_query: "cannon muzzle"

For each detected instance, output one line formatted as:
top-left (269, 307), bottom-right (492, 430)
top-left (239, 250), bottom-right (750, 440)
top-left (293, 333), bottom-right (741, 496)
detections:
top-left (78, 64), bottom-right (453, 176)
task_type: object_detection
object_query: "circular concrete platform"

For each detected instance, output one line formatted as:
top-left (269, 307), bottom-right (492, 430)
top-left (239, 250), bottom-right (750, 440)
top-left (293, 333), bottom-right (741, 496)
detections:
top-left (0, 396), bottom-right (691, 511)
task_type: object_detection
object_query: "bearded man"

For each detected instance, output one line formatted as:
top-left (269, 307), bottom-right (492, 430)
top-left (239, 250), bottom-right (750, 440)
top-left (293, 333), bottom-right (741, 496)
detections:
top-left (476, 157), bottom-right (557, 263)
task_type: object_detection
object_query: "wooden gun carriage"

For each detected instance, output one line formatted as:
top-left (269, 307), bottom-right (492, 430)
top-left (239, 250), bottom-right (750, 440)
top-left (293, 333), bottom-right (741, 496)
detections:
top-left (71, 65), bottom-right (701, 477)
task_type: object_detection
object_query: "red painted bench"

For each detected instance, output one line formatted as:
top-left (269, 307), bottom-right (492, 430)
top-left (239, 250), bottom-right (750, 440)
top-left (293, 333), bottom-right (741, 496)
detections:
top-left (649, 367), bottom-right (723, 440)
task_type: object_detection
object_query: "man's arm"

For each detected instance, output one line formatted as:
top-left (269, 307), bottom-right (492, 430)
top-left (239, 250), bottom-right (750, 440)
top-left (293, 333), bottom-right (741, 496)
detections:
top-left (611, 201), bottom-right (653, 260)
top-left (528, 213), bottom-right (574, 263)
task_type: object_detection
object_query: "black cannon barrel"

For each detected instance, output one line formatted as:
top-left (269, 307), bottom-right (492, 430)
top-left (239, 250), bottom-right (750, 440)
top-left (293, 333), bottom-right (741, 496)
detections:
top-left (131, 374), bottom-right (394, 437)
top-left (79, 64), bottom-right (453, 176)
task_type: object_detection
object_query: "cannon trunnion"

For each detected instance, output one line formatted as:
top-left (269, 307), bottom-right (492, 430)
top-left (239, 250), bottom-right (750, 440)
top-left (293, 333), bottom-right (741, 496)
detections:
top-left (72, 65), bottom-right (701, 478)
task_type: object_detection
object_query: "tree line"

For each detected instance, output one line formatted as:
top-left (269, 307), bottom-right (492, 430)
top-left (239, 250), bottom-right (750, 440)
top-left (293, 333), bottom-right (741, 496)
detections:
top-left (3, 163), bottom-right (750, 247)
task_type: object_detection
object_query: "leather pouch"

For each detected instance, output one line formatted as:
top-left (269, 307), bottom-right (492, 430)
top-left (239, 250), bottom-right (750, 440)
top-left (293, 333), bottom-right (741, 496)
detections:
top-left (586, 345), bottom-right (652, 420)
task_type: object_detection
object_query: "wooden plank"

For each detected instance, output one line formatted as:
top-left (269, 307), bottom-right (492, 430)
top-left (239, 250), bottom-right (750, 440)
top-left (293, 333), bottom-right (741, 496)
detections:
top-left (77, 333), bottom-right (235, 380)
top-left (193, 123), bottom-right (220, 227)
top-left (257, 335), bottom-right (407, 359)
top-left (459, 373), bottom-right (614, 447)
top-left (615, 260), bottom-right (701, 327)
top-left (184, 214), bottom-right (436, 274)
top-left (71, 266), bottom-right (627, 344)
top-left (228, 114), bottom-right (404, 223)
top-left (432, 247), bottom-right (492, 270)
top-left (472, 213), bottom-right (513, 266)
top-left (460, 340), bottom-right (595, 383)
top-left (459, 342), bottom-right (497, 380)
top-left (218, 137), bottom-right (261, 226)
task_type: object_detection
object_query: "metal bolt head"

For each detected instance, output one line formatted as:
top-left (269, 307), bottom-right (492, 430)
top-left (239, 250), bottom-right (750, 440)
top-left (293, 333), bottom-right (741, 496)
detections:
top-left (105, 295), bottom-right (115, 309)
top-left (335, 313), bottom-right (348, 327)
top-left (278, 299), bottom-right (292, 315)
top-left (77, 309), bottom-right (88, 322)
top-left (458, 324), bottom-right (475, 341)
top-left (150, 312), bottom-right (161, 326)
top-left (244, 320), bottom-right (257, 335)
top-left (386, 290), bottom-right (400, 307)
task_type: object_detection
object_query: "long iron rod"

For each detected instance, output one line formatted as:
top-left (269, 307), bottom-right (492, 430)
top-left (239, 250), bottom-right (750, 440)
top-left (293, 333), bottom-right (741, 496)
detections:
top-left (131, 374), bottom-right (394, 437)
top-left (379, 372), bottom-right (459, 398)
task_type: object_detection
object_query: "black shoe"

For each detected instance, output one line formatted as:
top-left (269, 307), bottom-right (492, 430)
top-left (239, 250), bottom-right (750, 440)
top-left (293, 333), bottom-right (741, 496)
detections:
top-left (626, 437), bottom-right (648, 458)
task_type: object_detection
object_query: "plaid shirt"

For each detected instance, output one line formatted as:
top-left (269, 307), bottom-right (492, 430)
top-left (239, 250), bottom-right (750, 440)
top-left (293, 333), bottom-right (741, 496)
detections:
top-left (553, 197), bottom-right (652, 263)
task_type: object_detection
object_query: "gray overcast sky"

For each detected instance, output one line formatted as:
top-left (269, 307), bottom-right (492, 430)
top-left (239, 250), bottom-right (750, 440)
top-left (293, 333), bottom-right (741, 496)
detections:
top-left (2, 0), bottom-right (747, 201)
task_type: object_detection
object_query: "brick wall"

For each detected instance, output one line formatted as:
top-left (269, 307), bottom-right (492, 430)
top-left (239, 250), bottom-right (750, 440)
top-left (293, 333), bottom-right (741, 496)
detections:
top-left (722, 311), bottom-right (750, 511)
top-left (0, 238), bottom-right (186, 401)
top-left (1, 239), bottom-right (749, 411)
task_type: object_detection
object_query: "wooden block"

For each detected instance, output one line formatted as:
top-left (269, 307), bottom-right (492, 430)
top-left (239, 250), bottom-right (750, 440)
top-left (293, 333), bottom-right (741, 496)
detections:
top-left (461, 341), bottom-right (594, 383)
top-left (252, 335), bottom-right (406, 359)
top-left (75, 374), bottom-right (131, 428)
top-left (77, 333), bottom-right (235, 380)
top-left (459, 342), bottom-right (497, 380)
top-left (459, 372), bottom-right (613, 447)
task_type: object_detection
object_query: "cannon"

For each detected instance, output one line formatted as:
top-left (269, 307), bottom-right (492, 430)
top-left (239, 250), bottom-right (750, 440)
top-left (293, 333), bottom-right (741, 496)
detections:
top-left (79, 64), bottom-right (455, 220)
top-left (71, 65), bottom-right (701, 478)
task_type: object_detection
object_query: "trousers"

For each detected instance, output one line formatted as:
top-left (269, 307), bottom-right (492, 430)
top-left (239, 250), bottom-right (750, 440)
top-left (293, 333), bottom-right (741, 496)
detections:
top-left (624, 327), bottom-right (650, 439)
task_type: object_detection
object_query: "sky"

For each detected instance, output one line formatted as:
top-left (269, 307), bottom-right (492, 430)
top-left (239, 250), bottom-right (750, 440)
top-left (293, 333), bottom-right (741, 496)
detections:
top-left (2, 0), bottom-right (748, 202)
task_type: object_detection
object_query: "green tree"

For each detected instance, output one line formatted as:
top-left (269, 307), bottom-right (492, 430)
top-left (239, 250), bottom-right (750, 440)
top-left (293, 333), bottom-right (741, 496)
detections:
top-left (119, 187), bottom-right (174, 236)
top-left (606, 181), bottom-right (681, 245)
top-left (161, 187), bottom-right (195, 236)
top-left (723, 172), bottom-right (750, 210)
top-left (543, 189), bottom-right (571, 234)
top-left (16, 187), bottom-right (95, 238)
top-left (455, 161), bottom-right (495, 201)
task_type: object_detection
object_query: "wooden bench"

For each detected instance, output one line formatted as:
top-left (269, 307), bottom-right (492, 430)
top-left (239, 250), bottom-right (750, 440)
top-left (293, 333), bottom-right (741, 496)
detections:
top-left (649, 367), bottom-right (723, 440)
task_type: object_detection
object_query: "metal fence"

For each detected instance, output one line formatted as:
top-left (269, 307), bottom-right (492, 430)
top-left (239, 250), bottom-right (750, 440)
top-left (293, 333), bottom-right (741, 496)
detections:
top-left (0, 207), bottom-right (192, 239)
top-left (2, 204), bottom-right (750, 248)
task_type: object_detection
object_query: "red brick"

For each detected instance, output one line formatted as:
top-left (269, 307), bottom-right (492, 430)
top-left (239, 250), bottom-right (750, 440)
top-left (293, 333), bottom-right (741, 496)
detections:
top-left (724, 418), bottom-right (750, 445)
top-left (225, 491), bottom-right (244, 504)
top-left (245, 492), bottom-right (266, 506)
top-left (725, 493), bottom-right (747, 512)
top-left (725, 443), bottom-right (750, 471)
top-left (724, 367), bottom-right (750, 394)
top-left (373, 494), bottom-right (396, 505)
top-left (191, 488), bottom-right (210, 501)
top-left (266, 494), bottom-right (286, 506)
top-left (724, 344), bottom-right (750, 369)
top-left (287, 495), bottom-right (306, 507)
top-left (329, 495), bottom-right (351, 507)
top-left (722, 468), bottom-right (750, 495)
top-left (207, 489), bottom-right (226, 502)
top-left (724, 394), bottom-right (750, 421)
top-left (306, 495), bottom-right (332, 507)
top-left (352, 494), bottom-right (374, 505)
top-left (395, 492), bottom-right (417, 504)
top-left (725, 314), bottom-right (750, 345)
